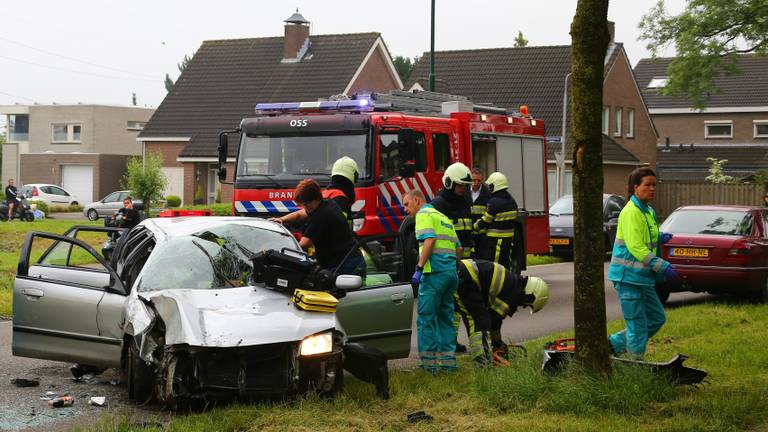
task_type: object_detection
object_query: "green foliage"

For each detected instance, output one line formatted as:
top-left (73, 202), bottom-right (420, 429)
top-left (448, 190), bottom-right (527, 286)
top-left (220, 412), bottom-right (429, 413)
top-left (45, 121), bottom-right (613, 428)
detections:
top-left (514, 30), bottom-right (529, 47)
top-left (639, 0), bottom-right (768, 108)
top-left (749, 169), bottom-right (768, 187)
top-left (165, 195), bottom-right (181, 208)
top-left (47, 204), bottom-right (83, 213)
top-left (527, 254), bottom-right (562, 266)
top-left (164, 73), bottom-right (174, 93)
top-left (121, 151), bottom-right (167, 210)
top-left (391, 55), bottom-right (418, 82)
top-left (179, 203), bottom-right (232, 216)
top-left (215, 187), bottom-right (221, 204)
top-left (163, 53), bottom-right (194, 93)
top-left (705, 157), bottom-right (735, 183)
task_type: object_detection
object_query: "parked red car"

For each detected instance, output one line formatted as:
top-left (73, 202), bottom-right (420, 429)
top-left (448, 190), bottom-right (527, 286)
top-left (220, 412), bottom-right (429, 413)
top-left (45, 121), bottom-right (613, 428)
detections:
top-left (657, 205), bottom-right (768, 303)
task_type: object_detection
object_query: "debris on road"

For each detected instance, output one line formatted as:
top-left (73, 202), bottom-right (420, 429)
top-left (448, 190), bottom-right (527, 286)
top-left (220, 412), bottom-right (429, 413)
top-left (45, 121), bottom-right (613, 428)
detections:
top-left (39, 391), bottom-right (69, 401)
top-left (407, 411), bottom-right (433, 423)
top-left (48, 396), bottom-right (74, 408)
top-left (10, 378), bottom-right (40, 388)
top-left (88, 397), bottom-right (107, 407)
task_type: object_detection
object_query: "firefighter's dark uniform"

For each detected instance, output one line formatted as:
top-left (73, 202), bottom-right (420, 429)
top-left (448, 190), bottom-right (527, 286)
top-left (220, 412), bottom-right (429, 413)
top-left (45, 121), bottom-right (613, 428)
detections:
top-left (455, 259), bottom-right (528, 361)
top-left (431, 188), bottom-right (474, 259)
top-left (474, 189), bottom-right (518, 271)
top-left (322, 175), bottom-right (355, 228)
top-left (468, 184), bottom-right (491, 257)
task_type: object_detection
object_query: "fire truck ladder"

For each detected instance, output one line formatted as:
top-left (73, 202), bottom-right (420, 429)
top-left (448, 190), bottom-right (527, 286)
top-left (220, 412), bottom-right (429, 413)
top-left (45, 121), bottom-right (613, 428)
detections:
top-left (372, 90), bottom-right (509, 116)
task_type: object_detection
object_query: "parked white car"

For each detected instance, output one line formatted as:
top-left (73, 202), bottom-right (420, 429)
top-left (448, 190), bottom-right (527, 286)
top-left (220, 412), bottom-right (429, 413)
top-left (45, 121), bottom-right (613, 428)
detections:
top-left (20, 184), bottom-right (79, 206)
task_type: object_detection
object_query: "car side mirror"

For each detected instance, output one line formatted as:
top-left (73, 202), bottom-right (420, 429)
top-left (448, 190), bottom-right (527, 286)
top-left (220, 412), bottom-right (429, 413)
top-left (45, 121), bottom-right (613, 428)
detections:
top-left (218, 133), bottom-right (228, 182)
top-left (335, 275), bottom-right (363, 290)
top-left (607, 211), bottom-right (620, 220)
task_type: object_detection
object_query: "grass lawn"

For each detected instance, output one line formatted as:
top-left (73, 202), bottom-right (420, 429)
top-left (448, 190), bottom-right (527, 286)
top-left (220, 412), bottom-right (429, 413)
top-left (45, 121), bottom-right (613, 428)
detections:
top-left (527, 254), bottom-right (562, 266)
top-left (86, 301), bottom-right (768, 432)
top-left (0, 219), bottom-right (101, 318)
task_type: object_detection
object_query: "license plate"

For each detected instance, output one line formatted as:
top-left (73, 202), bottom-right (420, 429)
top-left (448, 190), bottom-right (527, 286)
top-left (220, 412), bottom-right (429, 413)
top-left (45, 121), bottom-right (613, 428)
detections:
top-left (671, 247), bottom-right (708, 258)
top-left (550, 238), bottom-right (570, 245)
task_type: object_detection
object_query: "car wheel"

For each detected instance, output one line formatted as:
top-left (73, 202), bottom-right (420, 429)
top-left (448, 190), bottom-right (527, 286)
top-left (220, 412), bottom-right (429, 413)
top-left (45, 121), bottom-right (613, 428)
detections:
top-left (127, 340), bottom-right (154, 404)
top-left (71, 201), bottom-right (78, 206)
top-left (87, 209), bottom-right (99, 221)
top-left (655, 285), bottom-right (671, 305)
top-left (24, 213), bottom-right (34, 222)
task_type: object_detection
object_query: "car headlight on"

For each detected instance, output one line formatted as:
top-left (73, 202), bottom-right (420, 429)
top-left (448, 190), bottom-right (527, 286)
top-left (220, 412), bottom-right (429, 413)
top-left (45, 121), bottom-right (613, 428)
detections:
top-left (300, 331), bottom-right (333, 356)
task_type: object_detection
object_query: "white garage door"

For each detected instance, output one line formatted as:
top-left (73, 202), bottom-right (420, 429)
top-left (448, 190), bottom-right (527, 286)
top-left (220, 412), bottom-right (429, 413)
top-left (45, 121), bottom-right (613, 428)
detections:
top-left (61, 165), bottom-right (94, 204)
top-left (161, 167), bottom-right (185, 204)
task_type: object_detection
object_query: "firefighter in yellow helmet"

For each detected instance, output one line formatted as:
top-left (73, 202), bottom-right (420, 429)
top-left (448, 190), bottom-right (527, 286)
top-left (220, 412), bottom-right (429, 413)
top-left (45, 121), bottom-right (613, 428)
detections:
top-left (456, 259), bottom-right (549, 365)
top-left (273, 156), bottom-right (358, 228)
top-left (474, 172), bottom-right (520, 273)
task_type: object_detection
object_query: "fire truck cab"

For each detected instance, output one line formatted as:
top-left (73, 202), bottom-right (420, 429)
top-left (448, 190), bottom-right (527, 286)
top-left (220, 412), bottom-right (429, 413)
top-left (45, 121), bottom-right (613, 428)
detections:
top-left (217, 91), bottom-right (549, 260)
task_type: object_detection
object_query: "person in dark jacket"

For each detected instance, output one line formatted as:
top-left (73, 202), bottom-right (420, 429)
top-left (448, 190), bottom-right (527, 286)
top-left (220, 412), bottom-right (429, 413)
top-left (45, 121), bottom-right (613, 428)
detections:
top-left (273, 156), bottom-right (359, 228)
top-left (474, 172), bottom-right (519, 272)
top-left (5, 179), bottom-right (19, 221)
top-left (456, 258), bottom-right (549, 365)
top-left (431, 162), bottom-right (474, 259)
top-left (468, 168), bottom-right (491, 257)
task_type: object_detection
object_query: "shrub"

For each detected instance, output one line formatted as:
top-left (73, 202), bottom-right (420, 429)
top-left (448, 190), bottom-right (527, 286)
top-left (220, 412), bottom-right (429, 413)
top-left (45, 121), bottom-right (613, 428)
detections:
top-left (166, 195), bottom-right (182, 208)
top-left (48, 204), bottom-right (83, 213)
top-left (179, 203), bottom-right (232, 216)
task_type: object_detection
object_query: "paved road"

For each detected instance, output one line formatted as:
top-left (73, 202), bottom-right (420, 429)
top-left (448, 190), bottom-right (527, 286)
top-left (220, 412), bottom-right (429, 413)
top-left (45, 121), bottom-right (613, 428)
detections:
top-left (0, 261), bottom-right (713, 431)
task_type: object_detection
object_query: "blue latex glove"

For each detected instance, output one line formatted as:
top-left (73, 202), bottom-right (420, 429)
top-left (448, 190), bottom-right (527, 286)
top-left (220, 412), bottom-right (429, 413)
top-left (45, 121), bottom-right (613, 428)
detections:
top-left (663, 265), bottom-right (678, 280)
top-left (411, 267), bottom-right (424, 286)
top-left (660, 232), bottom-right (673, 244)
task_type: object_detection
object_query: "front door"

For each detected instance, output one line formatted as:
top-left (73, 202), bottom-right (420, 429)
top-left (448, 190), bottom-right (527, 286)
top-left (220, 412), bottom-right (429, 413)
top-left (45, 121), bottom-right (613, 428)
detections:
top-left (12, 231), bottom-right (127, 367)
top-left (208, 167), bottom-right (218, 204)
top-left (336, 236), bottom-right (414, 359)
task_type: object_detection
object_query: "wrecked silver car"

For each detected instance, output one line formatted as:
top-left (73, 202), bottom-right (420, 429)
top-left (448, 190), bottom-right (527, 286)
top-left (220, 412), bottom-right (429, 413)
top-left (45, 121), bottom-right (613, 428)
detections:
top-left (12, 217), bottom-right (414, 404)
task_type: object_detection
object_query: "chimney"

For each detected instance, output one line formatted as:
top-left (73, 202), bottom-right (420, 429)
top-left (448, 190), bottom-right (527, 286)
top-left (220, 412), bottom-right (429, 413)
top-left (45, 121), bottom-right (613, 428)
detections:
top-left (607, 21), bottom-right (615, 44)
top-left (283, 9), bottom-right (310, 61)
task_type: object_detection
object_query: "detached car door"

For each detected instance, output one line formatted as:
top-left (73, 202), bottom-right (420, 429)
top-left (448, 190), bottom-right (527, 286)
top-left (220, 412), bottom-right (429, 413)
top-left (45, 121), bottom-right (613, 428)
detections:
top-left (13, 231), bottom-right (128, 367)
top-left (336, 237), bottom-right (414, 359)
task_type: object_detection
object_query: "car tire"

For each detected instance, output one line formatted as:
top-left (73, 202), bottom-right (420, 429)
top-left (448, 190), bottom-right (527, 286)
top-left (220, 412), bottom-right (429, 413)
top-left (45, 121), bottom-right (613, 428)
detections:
top-left (24, 213), bottom-right (34, 222)
top-left (655, 285), bottom-right (671, 305)
top-left (126, 340), bottom-right (154, 404)
top-left (71, 201), bottom-right (78, 206)
top-left (87, 209), bottom-right (99, 221)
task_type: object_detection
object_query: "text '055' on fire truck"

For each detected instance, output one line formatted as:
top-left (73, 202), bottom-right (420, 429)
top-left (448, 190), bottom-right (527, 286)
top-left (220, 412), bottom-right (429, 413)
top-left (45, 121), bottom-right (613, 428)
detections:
top-left (216, 90), bottom-right (550, 257)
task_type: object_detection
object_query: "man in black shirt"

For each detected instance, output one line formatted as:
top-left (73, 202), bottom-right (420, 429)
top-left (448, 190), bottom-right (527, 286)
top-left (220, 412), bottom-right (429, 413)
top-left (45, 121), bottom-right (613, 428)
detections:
top-left (5, 179), bottom-right (19, 221)
top-left (289, 179), bottom-right (364, 277)
top-left (113, 196), bottom-right (141, 229)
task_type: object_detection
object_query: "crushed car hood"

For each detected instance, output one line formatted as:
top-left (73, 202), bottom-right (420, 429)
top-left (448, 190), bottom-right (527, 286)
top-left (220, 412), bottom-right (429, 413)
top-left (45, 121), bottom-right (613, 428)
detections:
top-left (132, 286), bottom-right (340, 348)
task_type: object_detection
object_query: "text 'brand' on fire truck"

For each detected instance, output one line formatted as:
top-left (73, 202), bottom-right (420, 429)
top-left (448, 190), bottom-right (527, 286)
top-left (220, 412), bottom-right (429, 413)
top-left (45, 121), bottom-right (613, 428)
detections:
top-left (217, 90), bottom-right (550, 260)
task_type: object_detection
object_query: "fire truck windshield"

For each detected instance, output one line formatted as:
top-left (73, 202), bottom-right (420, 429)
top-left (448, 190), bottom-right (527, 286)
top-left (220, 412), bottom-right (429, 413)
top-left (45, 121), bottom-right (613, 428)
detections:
top-left (236, 133), bottom-right (368, 180)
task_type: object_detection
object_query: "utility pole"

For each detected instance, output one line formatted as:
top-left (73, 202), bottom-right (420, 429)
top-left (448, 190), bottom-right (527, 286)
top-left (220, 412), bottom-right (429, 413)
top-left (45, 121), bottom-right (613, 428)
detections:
top-left (429, 0), bottom-right (436, 91)
top-left (556, 72), bottom-right (572, 199)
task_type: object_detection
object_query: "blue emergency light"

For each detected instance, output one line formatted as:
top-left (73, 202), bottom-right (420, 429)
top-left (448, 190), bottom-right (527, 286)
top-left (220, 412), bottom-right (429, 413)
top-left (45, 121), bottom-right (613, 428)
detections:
top-left (256, 96), bottom-right (375, 113)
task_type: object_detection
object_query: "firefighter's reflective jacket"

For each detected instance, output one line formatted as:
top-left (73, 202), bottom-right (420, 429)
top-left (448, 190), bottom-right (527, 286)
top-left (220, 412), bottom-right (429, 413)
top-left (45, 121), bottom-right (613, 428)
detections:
top-left (473, 190), bottom-right (518, 268)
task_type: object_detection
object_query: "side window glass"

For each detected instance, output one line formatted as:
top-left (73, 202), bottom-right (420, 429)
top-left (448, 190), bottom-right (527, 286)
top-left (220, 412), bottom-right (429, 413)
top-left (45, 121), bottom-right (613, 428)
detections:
top-left (118, 192), bottom-right (128, 202)
top-left (415, 132), bottom-right (427, 172)
top-left (432, 133), bottom-right (451, 172)
top-left (104, 192), bottom-right (119, 202)
top-left (41, 186), bottom-right (52, 194)
top-left (360, 237), bottom-right (404, 287)
top-left (379, 133), bottom-right (399, 179)
top-left (38, 238), bottom-right (106, 271)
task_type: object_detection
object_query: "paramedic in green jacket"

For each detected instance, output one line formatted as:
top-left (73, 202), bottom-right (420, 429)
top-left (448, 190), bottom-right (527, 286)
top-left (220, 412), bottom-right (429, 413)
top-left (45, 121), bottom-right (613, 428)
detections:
top-left (608, 167), bottom-right (677, 359)
top-left (404, 188), bottom-right (461, 374)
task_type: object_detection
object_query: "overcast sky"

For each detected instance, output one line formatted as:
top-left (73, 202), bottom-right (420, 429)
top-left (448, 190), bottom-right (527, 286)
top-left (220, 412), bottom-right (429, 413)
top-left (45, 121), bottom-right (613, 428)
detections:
top-left (0, 0), bottom-right (685, 112)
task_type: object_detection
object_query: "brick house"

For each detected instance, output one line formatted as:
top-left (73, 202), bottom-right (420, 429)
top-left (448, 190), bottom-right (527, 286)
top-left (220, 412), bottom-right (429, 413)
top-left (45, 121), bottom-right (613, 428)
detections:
top-left (405, 24), bottom-right (656, 199)
top-left (634, 55), bottom-right (768, 181)
top-left (138, 11), bottom-right (402, 205)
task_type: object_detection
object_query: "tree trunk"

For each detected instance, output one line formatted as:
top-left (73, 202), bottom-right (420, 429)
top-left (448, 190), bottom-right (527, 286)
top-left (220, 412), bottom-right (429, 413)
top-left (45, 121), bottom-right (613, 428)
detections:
top-left (570, 0), bottom-right (612, 374)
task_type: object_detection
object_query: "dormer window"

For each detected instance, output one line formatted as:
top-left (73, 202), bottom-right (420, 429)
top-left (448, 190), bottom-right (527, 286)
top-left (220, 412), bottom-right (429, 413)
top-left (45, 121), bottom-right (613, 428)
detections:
top-left (647, 77), bottom-right (669, 89)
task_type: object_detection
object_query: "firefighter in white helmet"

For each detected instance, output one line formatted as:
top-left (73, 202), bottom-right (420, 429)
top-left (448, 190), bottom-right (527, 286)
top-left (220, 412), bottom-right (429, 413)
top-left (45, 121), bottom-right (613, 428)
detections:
top-left (474, 172), bottom-right (520, 273)
top-left (456, 258), bottom-right (549, 365)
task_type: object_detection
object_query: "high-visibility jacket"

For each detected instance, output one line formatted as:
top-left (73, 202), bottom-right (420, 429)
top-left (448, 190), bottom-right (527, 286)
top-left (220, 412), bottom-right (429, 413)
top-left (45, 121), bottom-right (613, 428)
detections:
top-left (432, 189), bottom-right (474, 258)
top-left (473, 190), bottom-right (518, 269)
top-left (457, 259), bottom-right (525, 319)
top-left (415, 204), bottom-right (460, 273)
top-left (608, 195), bottom-right (669, 286)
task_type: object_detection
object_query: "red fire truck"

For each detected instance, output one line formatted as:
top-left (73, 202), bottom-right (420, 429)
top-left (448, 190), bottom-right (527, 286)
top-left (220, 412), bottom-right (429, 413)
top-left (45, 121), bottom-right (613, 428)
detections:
top-left (217, 91), bottom-right (549, 256)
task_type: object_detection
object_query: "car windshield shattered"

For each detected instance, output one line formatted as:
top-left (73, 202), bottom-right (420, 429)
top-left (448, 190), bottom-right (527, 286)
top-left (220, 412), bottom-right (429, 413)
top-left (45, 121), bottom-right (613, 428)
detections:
top-left (136, 224), bottom-right (297, 291)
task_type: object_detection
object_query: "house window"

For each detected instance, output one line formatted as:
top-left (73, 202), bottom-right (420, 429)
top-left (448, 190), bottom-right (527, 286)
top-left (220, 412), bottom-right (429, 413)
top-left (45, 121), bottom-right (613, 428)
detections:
top-left (754, 121), bottom-right (768, 138)
top-left (614, 108), bottom-right (622, 137)
top-left (626, 108), bottom-right (635, 138)
top-left (704, 121), bottom-right (733, 139)
top-left (127, 121), bottom-right (146, 131)
top-left (8, 114), bottom-right (29, 141)
top-left (647, 77), bottom-right (669, 89)
top-left (51, 123), bottom-right (82, 143)
top-left (602, 107), bottom-right (610, 135)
